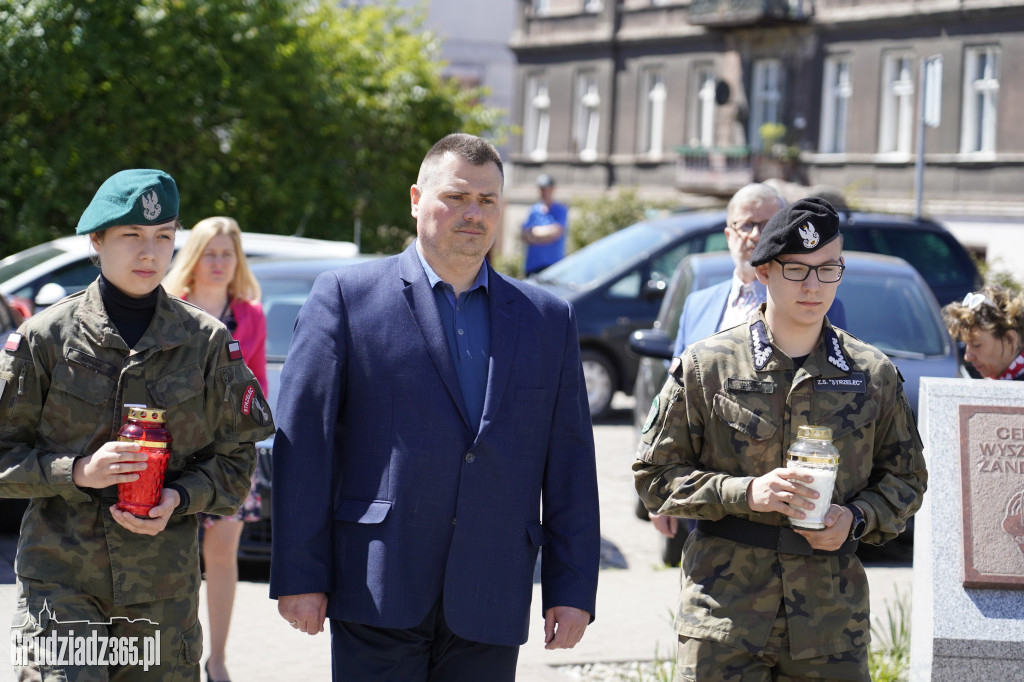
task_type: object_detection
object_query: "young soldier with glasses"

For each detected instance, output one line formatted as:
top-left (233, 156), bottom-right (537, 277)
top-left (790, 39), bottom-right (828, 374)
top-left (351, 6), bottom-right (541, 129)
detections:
top-left (635, 197), bottom-right (927, 681)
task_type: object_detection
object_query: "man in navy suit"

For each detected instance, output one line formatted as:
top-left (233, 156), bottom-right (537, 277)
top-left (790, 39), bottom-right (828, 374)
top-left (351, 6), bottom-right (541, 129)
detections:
top-left (269, 133), bottom-right (600, 681)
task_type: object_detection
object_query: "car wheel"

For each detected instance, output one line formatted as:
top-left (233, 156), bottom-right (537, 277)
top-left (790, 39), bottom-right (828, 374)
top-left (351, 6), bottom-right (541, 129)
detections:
top-left (662, 521), bottom-right (689, 567)
top-left (581, 349), bottom-right (616, 420)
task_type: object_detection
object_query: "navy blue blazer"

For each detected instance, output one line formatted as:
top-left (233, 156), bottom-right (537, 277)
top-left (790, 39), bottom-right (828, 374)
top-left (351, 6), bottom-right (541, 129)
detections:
top-left (269, 244), bottom-right (600, 646)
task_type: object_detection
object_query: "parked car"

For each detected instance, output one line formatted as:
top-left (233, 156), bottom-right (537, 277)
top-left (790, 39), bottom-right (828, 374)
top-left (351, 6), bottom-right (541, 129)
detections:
top-left (529, 209), bottom-right (980, 420)
top-left (629, 251), bottom-right (955, 564)
top-left (0, 231), bottom-right (359, 314)
top-left (238, 255), bottom-right (379, 562)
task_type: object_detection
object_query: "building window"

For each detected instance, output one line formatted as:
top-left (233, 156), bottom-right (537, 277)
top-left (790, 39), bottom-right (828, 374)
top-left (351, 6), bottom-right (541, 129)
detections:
top-left (639, 68), bottom-right (667, 157)
top-left (819, 56), bottom-right (852, 154)
top-left (584, 0), bottom-right (603, 11)
top-left (749, 59), bottom-right (781, 151)
top-left (575, 72), bottom-right (601, 162)
top-left (878, 53), bottom-right (915, 155)
top-left (689, 65), bottom-right (716, 148)
top-left (532, 0), bottom-right (550, 15)
top-left (961, 46), bottom-right (999, 154)
top-left (523, 76), bottom-right (550, 162)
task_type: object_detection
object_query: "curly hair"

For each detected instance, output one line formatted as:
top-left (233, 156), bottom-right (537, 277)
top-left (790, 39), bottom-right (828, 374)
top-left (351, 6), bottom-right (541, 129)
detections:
top-left (942, 284), bottom-right (1024, 345)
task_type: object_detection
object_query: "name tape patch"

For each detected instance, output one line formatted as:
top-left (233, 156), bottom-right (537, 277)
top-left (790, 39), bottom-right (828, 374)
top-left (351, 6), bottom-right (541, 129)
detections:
top-left (813, 372), bottom-right (866, 393)
top-left (727, 378), bottom-right (775, 394)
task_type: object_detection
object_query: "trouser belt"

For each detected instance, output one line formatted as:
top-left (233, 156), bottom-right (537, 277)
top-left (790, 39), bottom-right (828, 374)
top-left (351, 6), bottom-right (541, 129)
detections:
top-left (696, 516), bottom-right (858, 556)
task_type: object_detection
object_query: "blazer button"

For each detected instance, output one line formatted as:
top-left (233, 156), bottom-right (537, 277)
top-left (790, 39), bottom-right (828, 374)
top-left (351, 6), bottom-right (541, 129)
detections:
top-left (464, 452), bottom-right (476, 463)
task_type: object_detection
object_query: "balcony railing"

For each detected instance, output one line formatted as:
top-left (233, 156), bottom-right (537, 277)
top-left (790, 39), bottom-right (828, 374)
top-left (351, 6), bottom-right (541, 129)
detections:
top-left (675, 146), bottom-right (755, 195)
top-left (687, 0), bottom-right (812, 27)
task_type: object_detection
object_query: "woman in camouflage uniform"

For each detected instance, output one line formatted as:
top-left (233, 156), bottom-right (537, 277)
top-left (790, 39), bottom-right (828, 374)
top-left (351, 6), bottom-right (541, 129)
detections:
top-left (0, 169), bottom-right (275, 681)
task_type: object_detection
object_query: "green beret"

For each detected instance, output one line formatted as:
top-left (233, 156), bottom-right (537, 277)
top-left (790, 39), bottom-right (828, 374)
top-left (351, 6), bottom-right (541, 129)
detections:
top-left (76, 169), bottom-right (179, 235)
top-left (750, 197), bottom-right (840, 266)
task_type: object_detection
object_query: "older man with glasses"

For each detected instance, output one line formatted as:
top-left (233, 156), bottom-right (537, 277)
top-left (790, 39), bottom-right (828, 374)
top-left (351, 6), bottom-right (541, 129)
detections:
top-left (635, 197), bottom-right (926, 681)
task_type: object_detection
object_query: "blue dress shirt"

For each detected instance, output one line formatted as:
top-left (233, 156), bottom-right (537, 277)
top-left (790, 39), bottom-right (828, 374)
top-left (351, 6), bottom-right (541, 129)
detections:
top-left (417, 247), bottom-right (491, 432)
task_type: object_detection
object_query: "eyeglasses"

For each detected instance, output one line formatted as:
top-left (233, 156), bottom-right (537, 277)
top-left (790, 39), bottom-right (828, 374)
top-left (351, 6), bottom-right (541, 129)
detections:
top-left (963, 292), bottom-right (998, 311)
top-left (773, 259), bottom-right (845, 283)
top-left (730, 220), bottom-right (768, 234)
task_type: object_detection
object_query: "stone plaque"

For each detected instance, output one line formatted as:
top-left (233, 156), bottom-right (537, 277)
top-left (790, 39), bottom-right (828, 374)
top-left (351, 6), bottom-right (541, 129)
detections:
top-left (959, 405), bottom-right (1024, 589)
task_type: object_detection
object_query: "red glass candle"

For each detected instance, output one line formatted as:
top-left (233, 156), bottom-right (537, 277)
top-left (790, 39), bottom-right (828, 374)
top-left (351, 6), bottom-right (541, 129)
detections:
top-left (116, 406), bottom-right (172, 516)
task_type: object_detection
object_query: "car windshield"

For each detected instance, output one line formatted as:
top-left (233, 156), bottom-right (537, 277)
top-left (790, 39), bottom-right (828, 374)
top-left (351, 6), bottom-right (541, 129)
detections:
top-left (534, 222), bottom-right (676, 289)
top-left (842, 273), bottom-right (948, 357)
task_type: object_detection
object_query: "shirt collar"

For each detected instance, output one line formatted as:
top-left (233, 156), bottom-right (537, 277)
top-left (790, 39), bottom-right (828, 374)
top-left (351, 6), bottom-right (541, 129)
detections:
top-left (729, 272), bottom-right (764, 302)
top-left (415, 240), bottom-right (489, 293)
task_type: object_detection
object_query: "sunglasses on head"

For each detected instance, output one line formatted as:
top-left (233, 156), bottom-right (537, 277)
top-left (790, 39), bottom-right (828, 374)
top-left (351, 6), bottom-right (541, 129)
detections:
top-left (963, 292), bottom-right (998, 311)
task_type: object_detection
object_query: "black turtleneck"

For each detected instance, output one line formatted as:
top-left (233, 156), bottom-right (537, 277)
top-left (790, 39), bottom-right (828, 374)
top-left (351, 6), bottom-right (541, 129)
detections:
top-left (98, 275), bottom-right (158, 349)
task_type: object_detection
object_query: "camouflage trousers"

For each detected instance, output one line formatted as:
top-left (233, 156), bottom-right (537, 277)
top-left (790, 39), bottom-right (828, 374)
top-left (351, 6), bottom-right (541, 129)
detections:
top-left (10, 577), bottom-right (202, 682)
top-left (674, 603), bottom-right (869, 682)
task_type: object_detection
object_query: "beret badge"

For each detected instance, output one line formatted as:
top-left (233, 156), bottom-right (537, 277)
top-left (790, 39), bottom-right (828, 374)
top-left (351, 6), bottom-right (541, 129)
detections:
top-left (141, 190), bottom-right (162, 221)
top-left (798, 223), bottom-right (819, 248)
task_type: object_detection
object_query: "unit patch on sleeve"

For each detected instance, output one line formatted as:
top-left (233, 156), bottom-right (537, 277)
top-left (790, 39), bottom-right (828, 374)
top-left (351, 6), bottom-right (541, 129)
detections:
top-left (227, 340), bottom-right (243, 361)
top-left (241, 385), bottom-right (270, 425)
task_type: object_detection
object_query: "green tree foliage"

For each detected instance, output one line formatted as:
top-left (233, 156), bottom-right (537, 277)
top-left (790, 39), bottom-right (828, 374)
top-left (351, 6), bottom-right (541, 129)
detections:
top-left (0, 0), bottom-right (500, 255)
top-left (568, 188), bottom-right (673, 254)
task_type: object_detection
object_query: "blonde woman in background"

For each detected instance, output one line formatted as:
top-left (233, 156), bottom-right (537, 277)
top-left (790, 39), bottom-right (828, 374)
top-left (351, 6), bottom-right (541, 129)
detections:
top-left (165, 216), bottom-right (267, 682)
top-left (943, 285), bottom-right (1024, 380)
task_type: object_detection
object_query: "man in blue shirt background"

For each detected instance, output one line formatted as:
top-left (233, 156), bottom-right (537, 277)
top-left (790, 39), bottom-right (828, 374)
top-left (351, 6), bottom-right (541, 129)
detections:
top-left (521, 173), bottom-right (568, 276)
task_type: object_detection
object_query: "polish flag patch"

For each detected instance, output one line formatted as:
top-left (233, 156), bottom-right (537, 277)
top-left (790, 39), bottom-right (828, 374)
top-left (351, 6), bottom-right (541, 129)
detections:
top-left (4, 333), bottom-right (22, 352)
top-left (227, 340), bottom-right (243, 361)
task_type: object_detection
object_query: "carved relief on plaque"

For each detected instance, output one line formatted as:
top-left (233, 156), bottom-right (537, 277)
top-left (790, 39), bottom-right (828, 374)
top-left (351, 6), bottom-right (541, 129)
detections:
top-left (959, 405), bottom-right (1024, 589)
top-left (1005, 491), bottom-right (1024, 558)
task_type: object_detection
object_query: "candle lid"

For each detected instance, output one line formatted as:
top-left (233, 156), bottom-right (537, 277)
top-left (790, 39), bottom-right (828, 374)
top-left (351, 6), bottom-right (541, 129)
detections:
top-left (797, 425), bottom-right (832, 441)
top-left (127, 406), bottom-right (167, 424)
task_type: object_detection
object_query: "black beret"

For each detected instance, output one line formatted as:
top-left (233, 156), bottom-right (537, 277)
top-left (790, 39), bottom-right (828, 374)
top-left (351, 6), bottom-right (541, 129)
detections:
top-left (750, 197), bottom-right (840, 266)
top-left (77, 169), bottom-right (179, 235)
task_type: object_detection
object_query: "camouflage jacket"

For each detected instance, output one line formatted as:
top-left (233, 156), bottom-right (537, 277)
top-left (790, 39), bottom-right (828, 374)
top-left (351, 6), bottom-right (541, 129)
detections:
top-left (634, 311), bottom-right (926, 659)
top-left (0, 280), bottom-right (274, 606)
